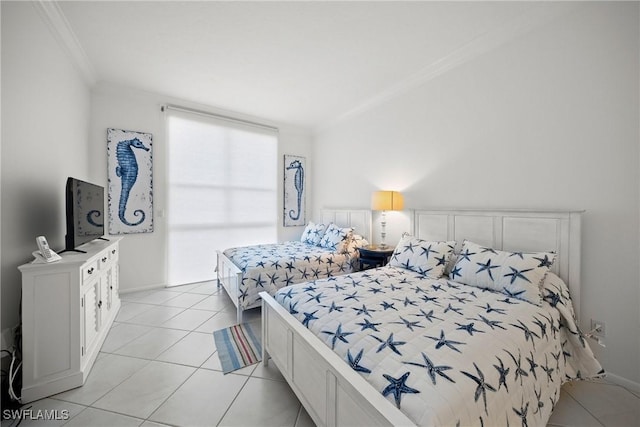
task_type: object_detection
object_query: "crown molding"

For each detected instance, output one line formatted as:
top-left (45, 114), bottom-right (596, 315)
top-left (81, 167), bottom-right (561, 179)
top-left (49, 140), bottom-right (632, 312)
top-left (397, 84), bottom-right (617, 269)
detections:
top-left (34, 0), bottom-right (97, 86)
top-left (317, 2), bottom-right (581, 133)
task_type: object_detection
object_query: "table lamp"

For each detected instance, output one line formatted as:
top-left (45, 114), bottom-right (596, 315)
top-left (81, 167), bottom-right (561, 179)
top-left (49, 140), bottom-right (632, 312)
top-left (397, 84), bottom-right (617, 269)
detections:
top-left (371, 190), bottom-right (404, 248)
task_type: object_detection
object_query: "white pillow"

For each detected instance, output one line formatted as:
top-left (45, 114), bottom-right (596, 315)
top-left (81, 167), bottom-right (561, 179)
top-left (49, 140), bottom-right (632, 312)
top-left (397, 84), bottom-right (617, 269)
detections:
top-left (319, 223), bottom-right (353, 253)
top-left (388, 234), bottom-right (456, 279)
top-left (451, 240), bottom-right (556, 305)
top-left (300, 222), bottom-right (326, 245)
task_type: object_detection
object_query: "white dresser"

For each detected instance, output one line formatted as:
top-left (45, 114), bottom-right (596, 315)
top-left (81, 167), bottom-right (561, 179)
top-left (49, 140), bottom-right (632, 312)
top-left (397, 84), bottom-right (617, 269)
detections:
top-left (18, 237), bottom-right (122, 403)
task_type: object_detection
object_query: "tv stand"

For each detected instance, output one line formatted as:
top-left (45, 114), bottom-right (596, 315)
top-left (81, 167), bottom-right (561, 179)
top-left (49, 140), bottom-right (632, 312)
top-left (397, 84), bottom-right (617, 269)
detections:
top-left (18, 237), bottom-right (122, 403)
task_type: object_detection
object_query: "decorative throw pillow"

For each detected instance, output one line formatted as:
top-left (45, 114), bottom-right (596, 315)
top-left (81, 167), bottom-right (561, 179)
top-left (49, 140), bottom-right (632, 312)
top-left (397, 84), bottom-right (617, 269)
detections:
top-left (388, 234), bottom-right (456, 279)
top-left (300, 222), bottom-right (326, 245)
top-left (345, 234), bottom-right (369, 257)
top-left (450, 240), bottom-right (556, 305)
top-left (319, 223), bottom-right (353, 253)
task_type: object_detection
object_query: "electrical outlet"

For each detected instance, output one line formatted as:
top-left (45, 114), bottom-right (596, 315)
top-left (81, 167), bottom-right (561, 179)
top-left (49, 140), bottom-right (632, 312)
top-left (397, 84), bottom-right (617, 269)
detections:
top-left (590, 319), bottom-right (606, 337)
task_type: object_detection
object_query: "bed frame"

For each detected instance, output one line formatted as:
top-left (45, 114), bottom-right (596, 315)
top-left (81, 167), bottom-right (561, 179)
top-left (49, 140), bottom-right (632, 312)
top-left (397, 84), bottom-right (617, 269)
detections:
top-left (217, 208), bottom-right (371, 323)
top-left (261, 208), bottom-right (583, 427)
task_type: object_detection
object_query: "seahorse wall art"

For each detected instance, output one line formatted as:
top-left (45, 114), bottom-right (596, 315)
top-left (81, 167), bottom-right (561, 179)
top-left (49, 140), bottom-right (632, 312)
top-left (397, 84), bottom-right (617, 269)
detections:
top-left (107, 128), bottom-right (154, 234)
top-left (283, 155), bottom-right (306, 227)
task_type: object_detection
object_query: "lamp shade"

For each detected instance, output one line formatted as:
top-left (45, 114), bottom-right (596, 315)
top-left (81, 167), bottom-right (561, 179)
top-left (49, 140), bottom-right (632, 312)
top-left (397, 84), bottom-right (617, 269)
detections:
top-left (371, 191), bottom-right (404, 211)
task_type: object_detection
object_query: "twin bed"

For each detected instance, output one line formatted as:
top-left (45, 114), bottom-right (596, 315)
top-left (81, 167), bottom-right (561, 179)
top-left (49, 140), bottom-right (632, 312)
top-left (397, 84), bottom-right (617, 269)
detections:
top-left (216, 209), bottom-right (372, 323)
top-left (259, 209), bottom-right (603, 426)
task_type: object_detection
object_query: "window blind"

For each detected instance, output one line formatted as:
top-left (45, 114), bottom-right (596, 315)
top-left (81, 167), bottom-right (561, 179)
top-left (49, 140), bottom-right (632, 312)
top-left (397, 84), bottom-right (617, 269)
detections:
top-left (166, 109), bottom-right (278, 286)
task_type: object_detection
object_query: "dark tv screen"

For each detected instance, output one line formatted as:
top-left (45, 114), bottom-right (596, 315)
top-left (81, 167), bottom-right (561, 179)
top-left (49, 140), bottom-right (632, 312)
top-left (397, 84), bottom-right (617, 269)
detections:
top-left (65, 177), bottom-right (105, 252)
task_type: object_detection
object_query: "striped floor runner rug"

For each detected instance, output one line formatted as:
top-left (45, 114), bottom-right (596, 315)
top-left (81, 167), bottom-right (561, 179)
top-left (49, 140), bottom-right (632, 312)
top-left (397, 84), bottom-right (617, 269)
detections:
top-left (213, 323), bottom-right (262, 374)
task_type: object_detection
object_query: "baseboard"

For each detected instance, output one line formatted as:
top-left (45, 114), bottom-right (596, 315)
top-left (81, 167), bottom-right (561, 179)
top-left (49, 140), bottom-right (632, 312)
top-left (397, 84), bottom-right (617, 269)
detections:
top-left (605, 371), bottom-right (640, 394)
top-left (119, 283), bottom-right (167, 294)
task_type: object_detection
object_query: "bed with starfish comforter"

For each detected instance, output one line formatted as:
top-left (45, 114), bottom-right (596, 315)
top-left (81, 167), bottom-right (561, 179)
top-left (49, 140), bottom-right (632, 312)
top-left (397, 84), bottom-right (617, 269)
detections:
top-left (271, 264), bottom-right (603, 426)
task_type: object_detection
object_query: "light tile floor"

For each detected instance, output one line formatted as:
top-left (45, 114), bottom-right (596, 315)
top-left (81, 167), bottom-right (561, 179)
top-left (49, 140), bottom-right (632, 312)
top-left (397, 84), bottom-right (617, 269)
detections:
top-left (3, 281), bottom-right (638, 426)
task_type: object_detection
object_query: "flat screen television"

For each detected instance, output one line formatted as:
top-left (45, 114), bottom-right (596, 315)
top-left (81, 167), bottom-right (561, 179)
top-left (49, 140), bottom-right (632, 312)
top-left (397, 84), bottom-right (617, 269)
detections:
top-left (64, 177), bottom-right (106, 252)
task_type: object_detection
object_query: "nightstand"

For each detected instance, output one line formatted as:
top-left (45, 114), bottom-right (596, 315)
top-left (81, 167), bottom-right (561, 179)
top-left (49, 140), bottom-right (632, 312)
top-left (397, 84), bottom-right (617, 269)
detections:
top-left (358, 245), bottom-right (395, 270)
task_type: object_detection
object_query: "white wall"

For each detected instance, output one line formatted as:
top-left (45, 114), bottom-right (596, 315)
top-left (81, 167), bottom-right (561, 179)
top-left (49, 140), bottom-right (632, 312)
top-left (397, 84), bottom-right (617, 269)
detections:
top-left (90, 83), bottom-right (312, 292)
top-left (313, 3), bottom-right (639, 385)
top-left (1, 2), bottom-right (91, 332)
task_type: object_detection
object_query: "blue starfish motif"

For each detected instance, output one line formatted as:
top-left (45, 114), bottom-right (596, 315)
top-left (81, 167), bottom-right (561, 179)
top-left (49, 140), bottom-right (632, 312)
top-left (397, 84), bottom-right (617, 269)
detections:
top-left (455, 322), bottom-right (484, 336)
top-left (367, 287), bottom-right (384, 295)
top-left (493, 356), bottom-right (510, 392)
top-left (381, 372), bottom-right (420, 409)
top-left (321, 323), bottom-right (354, 349)
top-left (435, 254), bottom-right (447, 266)
top-left (541, 354), bottom-right (555, 383)
top-left (503, 267), bottom-right (533, 284)
top-left (239, 288), bottom-right (249, 301)
top-left (420, 244), bottom-right (438, 259)
top-left (402, 242), bottom-right (416, 253)
top-left (253, 274), bottom-right (266, 288)
top-left (281, 288), bottom-right (297, 300)
top-left (256, 261), bottom-right (266, 268)
top-left (534, 254), bottom-right (554, 268)
top-left (302, 283), bottom-right (316, 293)
top-left (444, 303), bottom-right (463, 316)
top-left (343, 291), bottom-right (361, 302)
top-left (353, 304), bottom-right (375, 317)
top-left (480, 246), bottom-right (498, 254)
top-left (415, 308), bottom-right (442, 323)
top-left (512, 399), bottom-right (530, 427)
top-left (283, 273), bottom-right (294, 286)
top-left (298, 268), bottom-right (310, 280)
top-left (394, 296), bottom-right (417, 307)
top-left (420, 294), bottom-right (440, 305)
top-left (404, 352), bottom-right (455, 385)
top-left (302, 310), bottom-right (318, 327)
top-left (526, 351), bottom-right (539, 380)
top-left (347, 349), bottom-right (371, 374)
top-left (356, 318), bottom-right (381, 332)
top-left (472, 314), bottom-right (506, 330)
top-left (333, 284), bottom-right (347, 292)
top-left (425, 330), bottom-right (465, 353)
top-left (459, 248), bottom-right (476, 262)
top-left (373, 333), bottom-right (406, 355)
top-left (391, 316), bottom-right (423, 331)
top-left (477, 303), bottom-right (507, 315)
top-left (285, 262), bottom-right (296, 272)
top-left (270, 260), bottom-right (281, 270)
top-left (505, 350), bottom-right (529, 386)
top-left (306, 292), bottom-right (324, 304)
top-left (476, 259), bottom-right (500, 280)
top-left (323, 301), bottom-right (344, 313)
top-left (461, 362), bottom-right (497, 415)
top-left (380, 301), bottom-right (397, 311)
top-left (288, 301), bottom-right (299, 315)
top-left (511, 320), bottom-right (540, 350)
top-left (431, 283), bottom-right (444, 292)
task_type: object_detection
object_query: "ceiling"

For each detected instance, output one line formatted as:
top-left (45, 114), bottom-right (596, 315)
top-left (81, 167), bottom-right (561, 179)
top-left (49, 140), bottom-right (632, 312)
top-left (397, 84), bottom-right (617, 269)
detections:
top-left (56, 1), bottom-right (561, 129)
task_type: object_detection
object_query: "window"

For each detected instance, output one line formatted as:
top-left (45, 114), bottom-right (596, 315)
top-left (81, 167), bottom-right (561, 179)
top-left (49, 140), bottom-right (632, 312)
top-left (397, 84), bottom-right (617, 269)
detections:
top-left (166, 109), bottom-right (278, 286)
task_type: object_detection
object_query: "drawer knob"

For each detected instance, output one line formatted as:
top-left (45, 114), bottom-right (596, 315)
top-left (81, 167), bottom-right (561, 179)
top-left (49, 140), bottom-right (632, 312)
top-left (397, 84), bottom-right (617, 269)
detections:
top-left (87, 267), bottom-right (94, 275)
top-left (98, 300), bottom-right (102, 308)
top-left (102, 257), bottom-right (107, 262)
top-left (111, 250), bottom-right (116, 254)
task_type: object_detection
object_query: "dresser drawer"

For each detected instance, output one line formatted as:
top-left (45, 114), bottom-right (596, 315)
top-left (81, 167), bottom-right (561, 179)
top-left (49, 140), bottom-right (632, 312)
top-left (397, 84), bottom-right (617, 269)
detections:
top-left (82, 260), bottom-right (99, 282)
top-left (109, 246), bottom-right (119, 263)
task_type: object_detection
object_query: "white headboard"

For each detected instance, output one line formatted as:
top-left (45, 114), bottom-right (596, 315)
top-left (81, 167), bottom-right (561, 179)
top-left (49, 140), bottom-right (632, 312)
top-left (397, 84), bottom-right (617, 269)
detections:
top-left (321, 209), bottom-right (372, 243)
top-left (411, 209), bottom-right (583, 319)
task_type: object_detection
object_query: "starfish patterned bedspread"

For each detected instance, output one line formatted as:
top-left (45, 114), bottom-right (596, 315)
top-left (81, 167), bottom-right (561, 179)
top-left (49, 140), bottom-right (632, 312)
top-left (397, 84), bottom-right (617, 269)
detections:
top-left (223, 241), bottom-right (357, 310)
top-left (273, 266), bottom-right (603, 426)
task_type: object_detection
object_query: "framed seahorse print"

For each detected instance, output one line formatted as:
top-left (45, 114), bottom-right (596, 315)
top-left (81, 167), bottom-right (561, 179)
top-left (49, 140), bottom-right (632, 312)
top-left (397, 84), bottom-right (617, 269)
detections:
top-left (283, 154), bottom-right (306, 227)
top-left (107, 128), bottom-right (154, 234)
